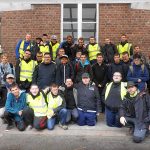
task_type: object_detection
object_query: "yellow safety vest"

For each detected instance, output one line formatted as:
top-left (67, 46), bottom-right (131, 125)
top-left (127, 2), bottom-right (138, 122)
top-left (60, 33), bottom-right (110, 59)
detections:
top-left (39, 44), bottom-right (50, 55)
top-left (88, 44), bottom-right (100, 61)
top-left (50, 42), bottom-right (60, 60)
top-left (117, 43), bottom-right (132, 59)
top-left (27, 92), bottom-right (47, 117)
top-left (19, 40), bottom-right (31, 59)
top-left (20, 59), bottom-right (36, 82)
top-left (105, 82), bottom-right (127, 100)
top-left (47, 92), bottom-right (63, 119)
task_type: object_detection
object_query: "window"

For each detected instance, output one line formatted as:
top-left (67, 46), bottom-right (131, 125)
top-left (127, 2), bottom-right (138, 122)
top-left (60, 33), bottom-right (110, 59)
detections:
top-left (62, 3), bottom-right (99, 43)
top-left (0, 18), bottom-right (1, 45)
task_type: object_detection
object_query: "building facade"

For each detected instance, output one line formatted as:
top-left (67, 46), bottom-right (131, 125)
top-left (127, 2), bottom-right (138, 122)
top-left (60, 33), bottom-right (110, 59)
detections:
top-left (0, 0), bottom-right (150, 63)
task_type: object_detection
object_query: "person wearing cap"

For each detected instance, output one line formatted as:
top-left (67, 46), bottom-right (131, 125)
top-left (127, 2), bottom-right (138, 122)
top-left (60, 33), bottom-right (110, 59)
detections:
top-left (127, 54), bottom-right (149, 92)
top-left (32, 53), bottom-right (57, 89)
top-left (75, 73), bottom-right (101, 126)
top-left (0, 74), bottom-right (15, 120)
top-left (119, 81), bottom-right (150, 143)
top-left (102, 72), bottom-right (127, 127)
top-left (56, 54), bottom-right (74, 86)
top-left (16, 49), bottom-right (37, 91)
top-left (50, 35), bottom-right (60, 61)
top-left (39, 34), bottom-right (52, 56)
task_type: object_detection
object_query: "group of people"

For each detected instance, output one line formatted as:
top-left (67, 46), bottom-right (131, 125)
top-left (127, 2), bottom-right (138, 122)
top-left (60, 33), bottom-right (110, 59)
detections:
top-left (0, 33), bottom-right (150, 143)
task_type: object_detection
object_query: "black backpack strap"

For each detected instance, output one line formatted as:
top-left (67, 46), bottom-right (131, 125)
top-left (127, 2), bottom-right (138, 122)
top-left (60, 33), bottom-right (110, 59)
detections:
top-left (41, 90), bottom-right (48, 106)
top-left (9, 63), bottom-right (14, 74)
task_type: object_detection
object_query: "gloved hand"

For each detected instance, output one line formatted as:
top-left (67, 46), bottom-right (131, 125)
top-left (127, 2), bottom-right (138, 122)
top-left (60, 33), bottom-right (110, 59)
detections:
top-left (120, 117), bottom-right (127, 126)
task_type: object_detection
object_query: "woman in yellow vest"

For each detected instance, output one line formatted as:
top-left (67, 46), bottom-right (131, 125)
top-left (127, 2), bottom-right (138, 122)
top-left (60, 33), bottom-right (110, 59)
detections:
top-left (47, 83), bottom-right (68, 130)
top-left (26, 84), bottom-right (47, 130)
top-left (102, 72), bottom-right (127, 127)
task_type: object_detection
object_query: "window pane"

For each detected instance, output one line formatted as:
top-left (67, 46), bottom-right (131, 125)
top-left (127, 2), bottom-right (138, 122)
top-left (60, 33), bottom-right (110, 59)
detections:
top-left (82, 4), bottom-right (96, 22)
top-left (82, 23), bottom-right (96, 42)
top-left (63, 4), bottom-right (77, 22)
top-left (63, 23), bottom-right (77, 41)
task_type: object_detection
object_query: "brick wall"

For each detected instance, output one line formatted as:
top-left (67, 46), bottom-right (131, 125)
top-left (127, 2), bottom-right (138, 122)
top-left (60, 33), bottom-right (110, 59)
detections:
top-left (0, 4), bottom-right (150, 63)
top-left (99, 3), bottom-right (150, 57)
top-left (0, 4), bottom-right (61, 64)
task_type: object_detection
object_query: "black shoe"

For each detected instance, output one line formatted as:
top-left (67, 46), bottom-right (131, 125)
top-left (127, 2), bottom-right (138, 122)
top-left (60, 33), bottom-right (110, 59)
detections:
top-left (5, 124), bottom-right (14, 131)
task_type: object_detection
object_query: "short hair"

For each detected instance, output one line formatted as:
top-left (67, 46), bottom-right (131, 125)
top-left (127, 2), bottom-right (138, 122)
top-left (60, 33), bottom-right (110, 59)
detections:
top-left (89, 36), bottom-right (95, 40)
top-left (10, 83), bottom-right (19, 90)
top-left (44, 53), bottom-right (51, 57)
top-left (25, 49), bottom-right (31, 53)
top-left (67, 35), bottom-right (72, 39)
top-left (36, 51), bottom-right (43, 55)
top-left (121, 34), bottom-right (127, 37)
top-left (1, 53), bottom-right (8, 58)
top-left (134, 45), bottom-right (140, 49)
top-left (97, 53), bottom-right (103, 57)
top-left (50, 83), bottom-right (59, 88)
top-left (43, 34), bottom-right (48, 37)
top-left (114, 53), bottom-right (120, 57)
top-left (30, 84), bottom-right (39, 89)
top-left (78, 37), bottom-right (84, 42)
top-left (122, 51), bottom-right (129, 56)
top-left (65, 78), bottom-right (72, 82)
top-left (133, 54), bottom-right (141, 60)
top-left (80, 53), bottom-right (87, 57)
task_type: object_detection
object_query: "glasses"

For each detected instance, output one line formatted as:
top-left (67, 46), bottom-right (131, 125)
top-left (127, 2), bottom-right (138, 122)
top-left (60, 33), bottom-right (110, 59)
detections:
top-left (113, 75), bottom-right (121, 77)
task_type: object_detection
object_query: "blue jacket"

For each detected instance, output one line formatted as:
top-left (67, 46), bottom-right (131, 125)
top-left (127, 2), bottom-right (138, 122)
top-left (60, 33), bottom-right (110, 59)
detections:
top-left (127, 63), bottom-right (149, 91)
top-left (5, 91), bottom-right (27, 121)
top-left (15, 39), bottom-right (32, 59)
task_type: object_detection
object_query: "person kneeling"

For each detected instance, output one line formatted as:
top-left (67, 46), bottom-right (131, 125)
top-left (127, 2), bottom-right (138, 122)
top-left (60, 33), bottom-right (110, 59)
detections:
top-left (120, 81), bottom-right (150, 143)
top-left (47, 84), bottom-right (68, 130)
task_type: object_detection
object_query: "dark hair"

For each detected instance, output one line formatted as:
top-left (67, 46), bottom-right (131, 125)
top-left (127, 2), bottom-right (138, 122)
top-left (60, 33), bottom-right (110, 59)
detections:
top-left (114, 53), bottom-right (120, 57)
top-left (78, 37), bottom-right (84, 42)
top-left (89, 36), bottom-right (95, 40)
top-left (50, 83), bottom-right (59, 88)
top-left (10, 83), bottom-right (19, 90)
top-left (134, 45), bottom-right (140, 49)
top-left (44, 53), bottom-right (51, 57)
top-left (67, 35), bottom-right (72, 39)
top-left (30, 84), bottom-right (39, 89)
top-left (43, 34), bottom-right (48, 37)
top-left (122, 51), bottom-right (129, 56)
top-left (97, 53), bottom-right (103, 57)
top-left (36, 51), bottom-right (43, 55)
top-left (133, 54), bottom-right (141, 60)
top-left (25, 49), bottom-right (31, 53)
top-left (121, 34), bottom-right (127, 37)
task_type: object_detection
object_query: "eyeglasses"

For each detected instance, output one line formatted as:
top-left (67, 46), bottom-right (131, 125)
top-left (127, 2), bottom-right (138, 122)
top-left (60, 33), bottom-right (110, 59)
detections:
top-left (113, 75), bottom-right (121, 77)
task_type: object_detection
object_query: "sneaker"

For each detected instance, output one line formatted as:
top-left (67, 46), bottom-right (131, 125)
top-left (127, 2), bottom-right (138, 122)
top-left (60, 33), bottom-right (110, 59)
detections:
top-left (26, 125), bottom-right (33, 131)
top-left (58, 122), bottom-right (68, 130)
top-left (5, 124), bottom-right (14, 131)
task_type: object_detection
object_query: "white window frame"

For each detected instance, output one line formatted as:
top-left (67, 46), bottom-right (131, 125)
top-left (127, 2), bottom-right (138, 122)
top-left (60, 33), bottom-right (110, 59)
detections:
top-left (61, 3), bottom-right (99, 43)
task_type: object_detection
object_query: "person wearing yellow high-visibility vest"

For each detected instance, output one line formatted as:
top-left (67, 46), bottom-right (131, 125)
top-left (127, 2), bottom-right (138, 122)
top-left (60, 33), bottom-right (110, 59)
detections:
top-left (117, 34), bottom-right (133, 59)
top-left (39, 34), bottom-right (52, 56)
top-left (86, 36), bottom-right (101, 65)
top-left (26, 84), bottom-right (47, 130)
top-left (16, 50), bottom-right (37, 91)
top-left (102, 72), bottom-right (127, 127)
top-left (15, 33), bottom-right (33, 59)
top-left (50, 35), bottom-right (60, 61)
top-left (47, 83), bottom-right (68, 130)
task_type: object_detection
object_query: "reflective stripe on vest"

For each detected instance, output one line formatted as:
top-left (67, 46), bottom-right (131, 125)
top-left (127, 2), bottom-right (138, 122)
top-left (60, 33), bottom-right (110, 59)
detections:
top-left (47, 92), bottom-right (63, 118)
top-left (40, 45), bottom-right (50, 55)
top-left (20, 60), bottom-right (36, 82)
top-left (105, 82), bottom-right (127, 100)
top-left (27, 92), bottom-right (47, 117)
top-left (50, 42), bottom-right (60, 60)
top-left (117, 43), bottom-right (132, 58)
top-left (88, 44), bottom-right (100, 61)
top-left (19, 40), bottom-right (31, 58)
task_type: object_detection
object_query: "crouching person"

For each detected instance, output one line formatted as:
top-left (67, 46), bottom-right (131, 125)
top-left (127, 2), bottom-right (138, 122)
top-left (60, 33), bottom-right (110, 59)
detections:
top-left (4, 83), bottom-right (27, 131)
top-left (120, 81), bottom-right (150, 143)
top-left (76, 73), bottom-right (101, 126)
top-left (47, 83), bottom-right (68, 130)
top-left (26, 84), bottom-right (47, 130)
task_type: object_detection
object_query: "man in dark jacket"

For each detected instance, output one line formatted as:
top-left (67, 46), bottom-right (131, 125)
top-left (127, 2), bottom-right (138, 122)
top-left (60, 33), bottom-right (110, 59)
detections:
top-left (75, 73), bottom-right (101, 126)
top-left (75, 54), bottom-right (93, 83)
top-left (120, 81), bottom-right (150, 143)
top-left (32, 53), bottom-right (57, 89)
top-left (102, 38), bottom-right (117, 65)
top-left (56, 55), bottom-right (74, 86)
top-left (92, 53), bottom-right (108, 112)
top-left (108, 53), bottom-right (125, 81)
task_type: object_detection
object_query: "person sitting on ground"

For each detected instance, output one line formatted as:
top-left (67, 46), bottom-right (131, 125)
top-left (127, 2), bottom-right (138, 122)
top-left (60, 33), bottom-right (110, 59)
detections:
top-left (26, 84), bottom-right (47, 130)
top-left (120, 81), bottom-right (150, 143)
top-left (47, 83), bottom-right (68, 130)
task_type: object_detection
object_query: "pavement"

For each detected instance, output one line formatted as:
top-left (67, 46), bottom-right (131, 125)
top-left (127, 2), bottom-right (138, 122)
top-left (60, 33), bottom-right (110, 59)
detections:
top-left (0, 115), bottom-right (150, 150)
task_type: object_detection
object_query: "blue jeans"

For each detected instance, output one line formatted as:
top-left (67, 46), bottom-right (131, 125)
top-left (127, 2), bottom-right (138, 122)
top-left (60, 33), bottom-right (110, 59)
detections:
top-left (66, 108), bottom-right (79, 123)
top-left (47, 108), bottom-right (67, 130)
top-left (77, 109), bottom-right (96, 126)
top-left (105, 107), bottom-right (121, 127)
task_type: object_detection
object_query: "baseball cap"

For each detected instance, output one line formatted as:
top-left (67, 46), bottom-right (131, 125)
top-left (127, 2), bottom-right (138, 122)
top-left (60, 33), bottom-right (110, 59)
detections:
top-left (82, 73), bottom-right (90, 78)
top-left (51, 35), bottom-right (57, 40)
top-left (6, 74), bottom-right (15, 79)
